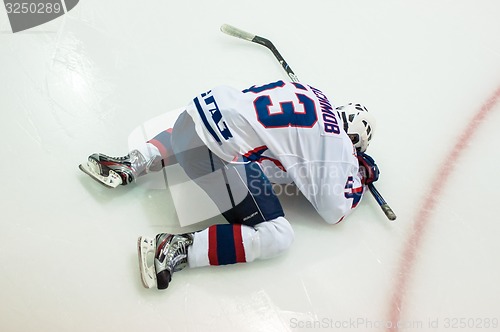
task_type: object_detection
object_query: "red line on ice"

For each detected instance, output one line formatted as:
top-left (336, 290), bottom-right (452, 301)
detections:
top-left (387, 86), bottom-right (500, 331)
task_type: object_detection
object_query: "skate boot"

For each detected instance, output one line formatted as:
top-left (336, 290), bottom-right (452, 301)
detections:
top-left (137, 233), bottom-right (193, 290)
top-left (79, 150), bottom-right (149, 188)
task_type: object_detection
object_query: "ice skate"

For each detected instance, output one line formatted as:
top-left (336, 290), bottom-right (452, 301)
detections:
top-left (137, 233), bottom-right (193, 290)
top-left (79, 150), bottom-right (148, 188)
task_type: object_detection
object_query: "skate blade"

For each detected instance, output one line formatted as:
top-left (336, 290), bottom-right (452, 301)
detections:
top-left (79, 160), bottom-right (122, 188)
top-left (137, 236), bottom-right (157, 289)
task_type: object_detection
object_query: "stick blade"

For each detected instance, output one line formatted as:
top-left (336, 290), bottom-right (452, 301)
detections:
top-left (220, 23), bottom-right (255, 41)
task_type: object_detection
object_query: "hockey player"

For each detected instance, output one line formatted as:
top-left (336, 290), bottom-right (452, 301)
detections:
top-left (79, 80), bottom-right (379, 290)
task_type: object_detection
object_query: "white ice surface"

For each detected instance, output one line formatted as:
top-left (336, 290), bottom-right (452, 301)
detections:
top-left (1, 1), bottom-right (500, 331)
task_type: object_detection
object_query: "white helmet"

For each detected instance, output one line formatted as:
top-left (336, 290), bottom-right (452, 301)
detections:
top-left (336, 103), bottom-right (376, 152)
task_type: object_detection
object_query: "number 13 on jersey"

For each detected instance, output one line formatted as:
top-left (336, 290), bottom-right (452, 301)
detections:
top-left (243, 81), bottom-right (318, 129)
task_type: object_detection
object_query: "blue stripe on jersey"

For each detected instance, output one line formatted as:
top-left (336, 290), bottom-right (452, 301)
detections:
top-left (215, 225), bottom-right (237, 265)
top-left (193, 97), bottom-right (221, 144)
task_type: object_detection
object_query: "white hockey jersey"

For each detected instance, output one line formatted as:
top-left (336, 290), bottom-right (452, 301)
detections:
top-left (185, 80), bottom-right (364, 224)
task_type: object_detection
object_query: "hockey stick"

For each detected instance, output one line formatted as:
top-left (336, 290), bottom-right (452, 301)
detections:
top-left (220, 24), bottom-right (299, 83)
top-left (368, 184), bottom-right (396, 221)
top-left (220, 23), bottom-right (396, 221)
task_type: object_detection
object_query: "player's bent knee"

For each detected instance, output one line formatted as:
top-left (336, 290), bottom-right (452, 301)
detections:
top-left (273, 216), bottom-right (295, 251)
top-left (254, 216), bottom-right (294, 259)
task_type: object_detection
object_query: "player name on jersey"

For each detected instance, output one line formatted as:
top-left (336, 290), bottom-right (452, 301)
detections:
top-left (309, 85), bottom-right (341, 135)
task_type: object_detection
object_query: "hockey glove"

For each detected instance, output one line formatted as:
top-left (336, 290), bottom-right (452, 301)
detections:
top-left (357, 152), bottom-right (380, 185)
